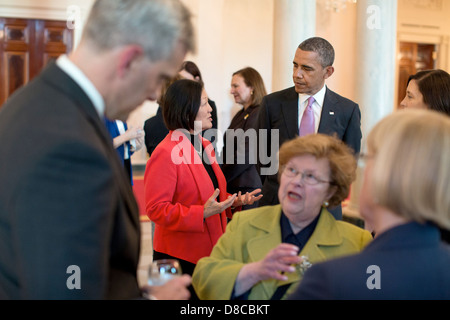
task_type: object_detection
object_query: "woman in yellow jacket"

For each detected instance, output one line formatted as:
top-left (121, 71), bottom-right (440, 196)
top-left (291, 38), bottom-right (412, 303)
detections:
top-left (192, 134), bottom-right (372, 300)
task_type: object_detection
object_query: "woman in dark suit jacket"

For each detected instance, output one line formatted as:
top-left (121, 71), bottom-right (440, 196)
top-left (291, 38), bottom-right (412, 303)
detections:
top-left (221, 67), bottom-right (267, 210)
top-left (288, 109), bottom-right (450, 300)
top-left (144, 80), bottom-right (262, 296)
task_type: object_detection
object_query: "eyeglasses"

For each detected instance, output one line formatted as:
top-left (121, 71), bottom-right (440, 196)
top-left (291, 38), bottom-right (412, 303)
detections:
top-left (282, 166), bottom-right (332, 185)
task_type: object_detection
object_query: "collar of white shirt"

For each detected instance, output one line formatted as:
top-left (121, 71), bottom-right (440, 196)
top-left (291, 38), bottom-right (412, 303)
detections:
top-left (298, 85), bottom-right (327, 110)
top-left (56, 55), bottom-right (105, 118)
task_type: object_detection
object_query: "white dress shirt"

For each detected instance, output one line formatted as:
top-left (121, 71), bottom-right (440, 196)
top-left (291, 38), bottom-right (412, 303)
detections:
top-left (56, 55), bottom-right (105, 118)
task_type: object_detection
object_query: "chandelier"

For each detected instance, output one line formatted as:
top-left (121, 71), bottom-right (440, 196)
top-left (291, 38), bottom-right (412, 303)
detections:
top-left (324, 0), bottom-right (358, 12)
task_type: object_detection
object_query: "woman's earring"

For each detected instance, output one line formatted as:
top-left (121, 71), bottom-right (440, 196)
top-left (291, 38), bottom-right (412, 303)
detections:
top-left (323, 201), bottom-right (329, 207)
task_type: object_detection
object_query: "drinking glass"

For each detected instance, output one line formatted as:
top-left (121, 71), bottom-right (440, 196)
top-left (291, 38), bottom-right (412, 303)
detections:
top-left (296, 255), bottom-right (313, 276)
top-left (147, 259), bottom-right (182, 286)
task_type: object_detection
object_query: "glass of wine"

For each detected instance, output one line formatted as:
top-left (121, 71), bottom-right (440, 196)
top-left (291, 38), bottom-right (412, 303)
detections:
top-left (147, 259), bottom-right (182, 286)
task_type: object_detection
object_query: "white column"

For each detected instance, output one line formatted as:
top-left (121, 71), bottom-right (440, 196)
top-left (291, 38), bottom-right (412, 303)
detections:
top-left (346, 0), bottom-right (398, 224)
top-left (355, 0), bottom-right (398, 134)
top-left (272, 0), bottom-right (316, 92)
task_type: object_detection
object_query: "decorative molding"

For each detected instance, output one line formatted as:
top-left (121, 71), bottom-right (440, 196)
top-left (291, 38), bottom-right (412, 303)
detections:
top-left (401, 23), bottom-right (440, 30)
top-left (403, 0), bottom-right (443, 11)
top-left (398, 31), bottom-right (443, 44)
top-left (0, 1), bottom-right (80, 20)
top-left (318, 0), bottom-right (357, 12)
top-left (0, 0), bottom-right (94, 46)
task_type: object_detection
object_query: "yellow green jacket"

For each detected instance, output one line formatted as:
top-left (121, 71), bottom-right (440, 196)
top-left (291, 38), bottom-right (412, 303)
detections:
top-left (192, 205), bottom-right (372, 300)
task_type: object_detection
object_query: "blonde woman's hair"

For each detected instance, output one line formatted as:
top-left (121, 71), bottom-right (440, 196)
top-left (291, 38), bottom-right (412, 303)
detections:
top-left (367, 109), bottom-right (450, 229)
top-left (278, 134), bottom-right (357, 207)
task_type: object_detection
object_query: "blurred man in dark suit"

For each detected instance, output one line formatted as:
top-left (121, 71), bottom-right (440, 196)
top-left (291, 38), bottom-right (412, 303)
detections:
top-left (0, 0), bottom-right (194, 300)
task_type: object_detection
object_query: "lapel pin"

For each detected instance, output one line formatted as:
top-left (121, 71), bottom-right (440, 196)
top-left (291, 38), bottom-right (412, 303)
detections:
top-left (329, 111), bottom-right (335, 115)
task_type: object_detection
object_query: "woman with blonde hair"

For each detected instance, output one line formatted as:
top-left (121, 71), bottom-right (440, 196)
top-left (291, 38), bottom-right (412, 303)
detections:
top-left (288, 109), bottom-right (450, 300)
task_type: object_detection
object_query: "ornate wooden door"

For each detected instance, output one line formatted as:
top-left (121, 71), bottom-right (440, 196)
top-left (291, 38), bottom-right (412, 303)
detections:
top-left (0, 18), bottom-right (73, 107)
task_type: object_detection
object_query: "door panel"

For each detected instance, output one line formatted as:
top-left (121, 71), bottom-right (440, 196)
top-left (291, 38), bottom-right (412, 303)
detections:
top-left (0, 18), bottom-right (73, 107)
top-left (5, 51), bottom-right (29, 97)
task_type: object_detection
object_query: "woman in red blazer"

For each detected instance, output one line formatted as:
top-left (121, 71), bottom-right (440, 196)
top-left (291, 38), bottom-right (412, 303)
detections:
top-left (144, 80), bottom-right (262, 289)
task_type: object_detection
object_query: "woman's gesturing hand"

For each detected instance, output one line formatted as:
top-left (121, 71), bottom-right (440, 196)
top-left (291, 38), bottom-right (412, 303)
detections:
top-left (203, 189), bottom-right (237, 219)
top-left (233, 189), bottom-right (263, 208)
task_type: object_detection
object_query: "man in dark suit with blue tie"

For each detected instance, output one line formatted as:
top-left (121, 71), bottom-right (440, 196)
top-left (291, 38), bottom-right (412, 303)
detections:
top-left (257, 37), bottom-right (362, 220)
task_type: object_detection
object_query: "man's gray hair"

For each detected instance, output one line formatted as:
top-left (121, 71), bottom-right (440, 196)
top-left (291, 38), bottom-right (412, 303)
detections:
top-left (82, 0), bottom-right (195, 61)
top-left (298, 37), bottom-right (335, 68)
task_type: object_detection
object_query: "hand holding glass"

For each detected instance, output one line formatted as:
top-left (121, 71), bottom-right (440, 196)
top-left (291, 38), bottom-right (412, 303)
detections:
top-left (147, 259), bottom-right (182, 286)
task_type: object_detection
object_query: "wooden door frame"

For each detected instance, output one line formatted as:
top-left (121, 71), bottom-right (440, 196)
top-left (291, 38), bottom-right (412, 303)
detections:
top-left (394, 31), bottom-right (449, 108)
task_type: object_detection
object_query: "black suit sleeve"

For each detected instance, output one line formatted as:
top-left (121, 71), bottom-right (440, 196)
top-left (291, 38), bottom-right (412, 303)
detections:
top-left (342, 103), bottom-right (362, 154)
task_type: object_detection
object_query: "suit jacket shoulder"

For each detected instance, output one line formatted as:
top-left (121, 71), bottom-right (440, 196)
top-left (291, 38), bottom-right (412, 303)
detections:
top-left (144, 107), bottom-right (169, 157)
top-left (324, 87), bottom-right (358, 106)
top-left (265, 86), bottom-right (297, 99)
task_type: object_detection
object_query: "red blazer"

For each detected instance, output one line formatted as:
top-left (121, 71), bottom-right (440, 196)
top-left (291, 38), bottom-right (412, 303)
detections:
top-left (144, 130), bottom-right (232, 264)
